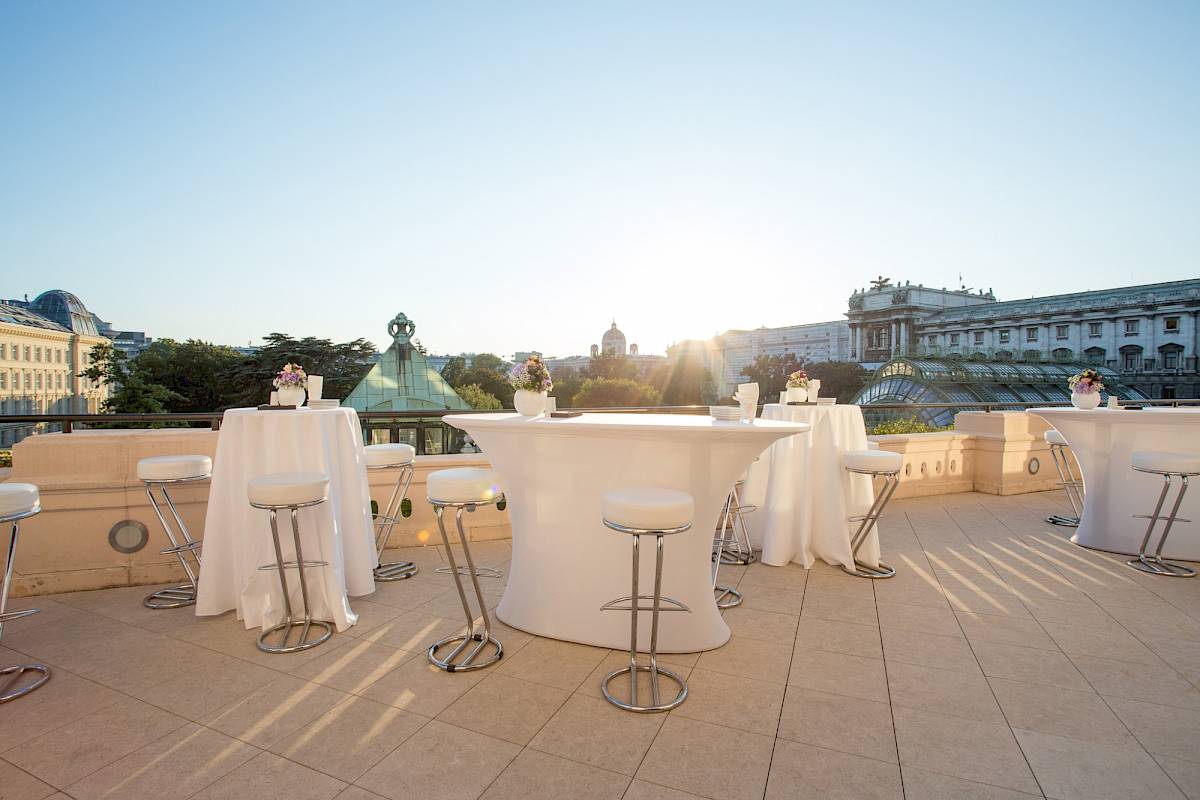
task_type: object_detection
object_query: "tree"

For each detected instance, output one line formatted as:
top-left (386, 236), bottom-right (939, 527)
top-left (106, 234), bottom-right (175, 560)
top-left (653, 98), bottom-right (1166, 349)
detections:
top-left (584, 354), bottom-right (638, 381)
top-left (457, 383), bottom-right (503, 410)
top-left (131, 339), bottom-right (245, 412)
top-left (224, 334), bottom-right (376, 407)
top-left (443, 352), bottom-right (513, 407)
top-left (805, 361), bottom-right (868, 403)
top-left (573, 377), bottom-right (662, 408)
top-left (440, 356), bottom-right (467, 387)
top-left (79, 342), bottom-right (182, 414)
top-left (739, 353), bottom-right (804, 399)
top-left (550, 366), bottom-right (584, 407)
top-left (648, 357), bottom-right (716, 406)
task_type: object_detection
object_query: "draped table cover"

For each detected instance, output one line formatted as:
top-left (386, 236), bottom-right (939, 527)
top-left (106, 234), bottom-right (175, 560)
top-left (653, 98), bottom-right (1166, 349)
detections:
top-left (741, 403), bottom-right (881, 570)
top-left (444, 412), bottom-right (810, 652)
top-left (1029, 407), bottom-right (1200, 559)
top-left (196, 407), bottom-right (376, 632)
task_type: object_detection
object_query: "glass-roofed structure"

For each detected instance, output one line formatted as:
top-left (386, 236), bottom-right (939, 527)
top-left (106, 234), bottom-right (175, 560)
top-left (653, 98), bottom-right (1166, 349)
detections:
top-left (342, 312), bottom-right (469, 411)
top-left (852, 356), bottom-right (1148, 428)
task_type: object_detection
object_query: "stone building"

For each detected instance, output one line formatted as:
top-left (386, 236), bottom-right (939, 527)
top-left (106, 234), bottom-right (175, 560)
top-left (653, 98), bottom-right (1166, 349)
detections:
top-left (544, 321), bottom-right (667, 376)
top-left (1, 290), bottom-right (111, 446)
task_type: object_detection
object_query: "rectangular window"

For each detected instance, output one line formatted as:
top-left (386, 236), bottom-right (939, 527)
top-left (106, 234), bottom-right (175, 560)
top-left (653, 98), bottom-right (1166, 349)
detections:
top-left (55, 349), bottom-right (62, 363)
top-left (0, 372), bottom-right (5, 389)
top-left (35, 347), bottom-right (42, 362)
top-left (927, 335), bottom-right (936, 345)
top-left (1026, 328), bottom-right (1038, 342)
top-left (1143, 358), bottom-right (1155, 370)
top-left (24, 346), bottom-right (30, 361)
top-left (1123, 351), bottom-right (1139, 370)
top-left (1162, 385), bottom-right (1176, 399)
top-left (56, 372), bottom-right (62, 390)
top-left (950, 333), bottom-right (960, 345)
top-left (0, 344), bottom-right (5, 359)
top-left (1164, 317), bottom-right (1180, 333)
top-left (1088, 322), bottom-right (1103, 337)
top-left (998, 330), bottom-right (1010, 344)
top-left (1056, 325), bottom-right (1069, 340)
top-left (1165, 351), bottom-right (1180, 369)
top-left (973, 331), bottom-right (984, 345)
top-left (36, 372), bottom-right (42, 390)
top-left (1124, 319), bottom-right (1139, 336)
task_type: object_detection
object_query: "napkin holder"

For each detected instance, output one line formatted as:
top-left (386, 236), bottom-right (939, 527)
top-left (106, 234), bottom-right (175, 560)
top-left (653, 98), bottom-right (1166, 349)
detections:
top-left (256, 404), bottom-right (297, 411)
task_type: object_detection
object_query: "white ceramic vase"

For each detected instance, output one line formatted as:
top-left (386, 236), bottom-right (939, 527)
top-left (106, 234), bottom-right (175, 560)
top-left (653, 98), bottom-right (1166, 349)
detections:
top-left (786, 386), bottom-right (808, 403)
top-left (514, 389), bottom-right (546, 416)
top-left (1071, 391), bottom-right (1101, 410)
top-left (277, 386), bottom-right (306, 408)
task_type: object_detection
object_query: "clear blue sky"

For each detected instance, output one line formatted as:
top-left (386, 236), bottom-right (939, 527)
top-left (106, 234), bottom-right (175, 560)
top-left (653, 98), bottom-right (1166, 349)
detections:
top-left (2, 1), bottom-right (1197, 358)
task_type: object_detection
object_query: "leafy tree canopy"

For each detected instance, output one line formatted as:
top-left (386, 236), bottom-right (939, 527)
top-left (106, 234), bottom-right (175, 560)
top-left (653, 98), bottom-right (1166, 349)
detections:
top-left (224, 333), bottom-right (376, 408)
top-left (442, 352), bottom-right (513, 407)
top-left (804, 361), bottom-right (868, 403)
top-left (572, 377), bottom-right (663, 408)
top-left (80, 342), bottom-right (184, 415)
top-left (738, 353), bottom-right (804, 400)
top-left (583, 354), bottom-right (638, 381)
top-left (647, 356), bottom-right (716, 406)
top-left (457, 383), bottom-right (503, 410)
top-left (132, 339), bottom-right (244, 412)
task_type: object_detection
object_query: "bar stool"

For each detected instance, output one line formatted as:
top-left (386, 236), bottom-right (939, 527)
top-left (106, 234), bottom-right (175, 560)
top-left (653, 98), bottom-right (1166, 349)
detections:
top-left (711, 471), bottom-right (747, 609)
top-left (1044, 429), bottom-right (1083, 527)
top-left (1127, 451), bottom-right (1199, 578)
top-left (842, 450), bottom-right (901, 579)
top-left (600, 487), bottom-right (693, 713)
top-left (714, 473), bottom-right (757, 567)
top-left (137, 455), bottom-right (211, 609)
top-left (248, 472), bottom-right (334, 653)
top-left (0, 483), bottom-right (50, 702)
top-left (365, 443), bottom-right (419, 581)
top-left (425, 467), bottom-right (505, 672)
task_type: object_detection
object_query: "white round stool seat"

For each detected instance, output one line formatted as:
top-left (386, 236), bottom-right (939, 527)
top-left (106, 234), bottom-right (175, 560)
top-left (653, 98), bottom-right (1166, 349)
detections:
top-left (866, 440), bottom-right (881, 450)
top-left (427, 468), bottom-right (503, 505)
top-left (603, 488), bottom-right (694, 532)
top-left (0, 483), bottom-right (40, 518)
top-left (844, 450), bottom-right (903, 474)
top-left (1132, 451), bottom-right (1200, 476)
top-left (364, 443), bottom-right (416, 468)
top-left (137, 455), bottom-right (212, 482)
top-left (248, 472), bottom-right (330, 507)
top-left (1044, 429), bottom-right (1068, 447)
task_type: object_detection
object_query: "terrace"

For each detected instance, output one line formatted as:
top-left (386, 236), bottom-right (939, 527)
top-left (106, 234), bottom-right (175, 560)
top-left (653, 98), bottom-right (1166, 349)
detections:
top-left (1, 408), bottom-right (1198, 800)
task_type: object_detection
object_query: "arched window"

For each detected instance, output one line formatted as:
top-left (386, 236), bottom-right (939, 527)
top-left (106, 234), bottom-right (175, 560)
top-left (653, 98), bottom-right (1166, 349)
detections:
top-left (995, 350), bottom-right (1013, 361)
top-left (1021, 349), bottom-right (1041, 362)
top-left (1084, 346), bottom-right (1106, 366)
top-left (1119, 344), bottom-right (1143, 372)
top-left (1052, 348), bottom-right (1073, 363)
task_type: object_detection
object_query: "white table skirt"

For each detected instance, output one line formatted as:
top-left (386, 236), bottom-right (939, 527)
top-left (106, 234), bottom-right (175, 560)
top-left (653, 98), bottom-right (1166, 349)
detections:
top-left (742, 404), bottom-right (880, 569)
top-left (196, 407), bottom-right (377, 631)
top-left (1029, 407), bottom-right (1200, 560)
top-left (444, 413), bottom-right (809, 652)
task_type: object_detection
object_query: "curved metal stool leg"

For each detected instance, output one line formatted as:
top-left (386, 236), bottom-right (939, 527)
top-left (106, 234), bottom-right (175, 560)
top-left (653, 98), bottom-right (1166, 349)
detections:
top-left (257, 506), bottom-right (333, 653)
top-left (373, 463), bottom-right (419, 581)
top-left (843, 470), bottom-right (898, 579)
top-left (1128, 473), bottom-right (1196, 578)
top-left (428, 504), bottom-right (503, 671)
top-left (144, 482), bottom-right (204, 608)
top-left (711, 499), bottom-right (743, 609)
top-left (1, 515), bottom-right (50, 702)
top-left (1046, 444), bottom-right (1083, 527)
top-left (716, 484), bottom-right (758, 566)
top-left (602, 531), bottom-right (689, 713)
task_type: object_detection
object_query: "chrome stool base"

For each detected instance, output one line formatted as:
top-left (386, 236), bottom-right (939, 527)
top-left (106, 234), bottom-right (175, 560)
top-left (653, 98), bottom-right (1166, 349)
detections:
top-left (428, 632), bottom-right (503, 672)
top-left (842, 561), bottom-right (897, 579)
top-left (717, 550), bottom-right (758, 566)
top-left (0, 663), bottom-right (51, 703)
top-left (714, 585), bottom-right (743, 608)
top-left (1127, 556), bottom-right (1196, 578)
top-left (602, 664), bottom-right (688, 713)
top-left (1046, 439), bottom-right (1084, 528)
top-left (435, 565), bottom-right (502, 579)
top-left (1046, 514), bottom-right (1080, 528)
top-left (144, 584), bottom-right (197, 609)
top-left (257, 620), bottom-right (334, 654)
top-left (374, 561), bottom-right (419, 581)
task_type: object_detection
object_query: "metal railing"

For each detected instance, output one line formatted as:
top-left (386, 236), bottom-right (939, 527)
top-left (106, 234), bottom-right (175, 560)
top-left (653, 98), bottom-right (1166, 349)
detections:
top-left (2, 399), bottom-right (1198, 454)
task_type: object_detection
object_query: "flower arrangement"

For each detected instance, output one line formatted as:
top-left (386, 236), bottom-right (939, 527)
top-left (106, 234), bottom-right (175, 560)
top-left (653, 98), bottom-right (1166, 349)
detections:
top-left (786, 370), bottom-right (810, 389)
top-left (508, 355), bottom-right (553, 393)
top-left (1068, 368), bottom-right (1104, 395)
top-left (273, 363), bottom-right (308, 390)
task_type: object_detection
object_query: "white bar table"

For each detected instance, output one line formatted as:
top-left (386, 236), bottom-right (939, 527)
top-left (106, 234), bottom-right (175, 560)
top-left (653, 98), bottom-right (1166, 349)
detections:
top-left (1029, 407), bottom-right (1200, 559)
top-left (444, 412), bottom-right (810, 652)
top-left (742, 403), bottom-right (880, 569)
top-left (196, 407), bottom-right (377, 632)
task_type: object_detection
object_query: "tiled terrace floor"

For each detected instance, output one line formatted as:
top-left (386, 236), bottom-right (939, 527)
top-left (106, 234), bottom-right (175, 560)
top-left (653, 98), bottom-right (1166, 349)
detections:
top-left (3, 489), bottom-right (1200, 800)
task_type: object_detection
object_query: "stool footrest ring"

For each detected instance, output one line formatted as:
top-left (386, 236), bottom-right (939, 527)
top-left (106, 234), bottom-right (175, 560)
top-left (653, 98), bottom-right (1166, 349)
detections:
top-left (435, 565), bottom-right (501, 579)
top-left (428, 632), bottom-right (503, 672)
top-left (1046, 514), bottom-right (1080, 527)
top-left (1132, 514), bottom-right (1193, 524)
top-left (714, 585), bottom-right (743, 609)
top-left (842, 560), bottom-right (896, 579)
top-left (143, 585), bottom-right (196, 609)
top-left (1127, 556), bottom-right (1196, 578)
top-left (374, 561), bottom-right (419, 581)
top-left (600, 595), bottom-right (690, 613)
top-left (257, 559), bottom-right (329, 571)
top-left (0, 663), bottom-right (51, 703)
top-left (159, 540), bottom-right (202, 556)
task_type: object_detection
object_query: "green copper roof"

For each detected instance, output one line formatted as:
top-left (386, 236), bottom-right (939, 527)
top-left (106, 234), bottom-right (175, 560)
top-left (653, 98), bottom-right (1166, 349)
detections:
top-left (342, 313), bottom-right (469, 411)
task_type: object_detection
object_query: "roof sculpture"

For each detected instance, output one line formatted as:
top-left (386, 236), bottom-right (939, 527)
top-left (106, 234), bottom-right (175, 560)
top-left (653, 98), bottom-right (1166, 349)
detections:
top-left (341, 313), bottom-right (469, 411)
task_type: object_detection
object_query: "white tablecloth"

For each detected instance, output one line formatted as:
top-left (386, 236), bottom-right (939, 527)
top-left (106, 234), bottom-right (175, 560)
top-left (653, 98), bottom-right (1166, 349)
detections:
top-left (196, 407), bottom-right (376, 631)
top-left (444, 412), bottom-right (809, 652)
top-left (1029, 407), bottom-right (1200, 559)
top-left (742, 403), bottom-right (880, 569)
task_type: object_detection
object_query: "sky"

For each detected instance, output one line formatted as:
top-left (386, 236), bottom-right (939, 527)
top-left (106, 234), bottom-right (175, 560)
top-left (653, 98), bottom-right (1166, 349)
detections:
top-left (2, 1), bottom-right (1198, 358)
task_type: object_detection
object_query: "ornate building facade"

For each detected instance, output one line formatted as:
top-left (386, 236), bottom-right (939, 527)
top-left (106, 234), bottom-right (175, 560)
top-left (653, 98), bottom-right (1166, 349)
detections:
top-left (1, 290), bottom-right (111, 446)
top-left (544, 321), bottom-right (667, 375)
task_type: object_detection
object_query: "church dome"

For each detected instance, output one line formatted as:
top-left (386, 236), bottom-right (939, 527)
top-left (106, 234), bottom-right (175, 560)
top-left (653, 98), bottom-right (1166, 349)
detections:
top-left (601, 321), bottom-right (627, 356)
top-left (30, 290), bottom-right (99, 336)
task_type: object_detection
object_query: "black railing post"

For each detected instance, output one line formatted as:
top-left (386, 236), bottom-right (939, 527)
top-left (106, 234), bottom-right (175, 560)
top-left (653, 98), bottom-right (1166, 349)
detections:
top-left (63, 417), bottom-right (73, 433)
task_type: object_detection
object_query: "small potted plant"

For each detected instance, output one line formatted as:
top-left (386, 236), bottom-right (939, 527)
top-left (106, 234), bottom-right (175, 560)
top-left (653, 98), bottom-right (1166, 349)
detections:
top-left (1067, 368), bottom-right (1104, 410)
top-left (273, 363), bottom-right (308, 407)
top-left (509, 355), bottom-right (553, 416)
top-left (786, 370), bottom-right (810, 403)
